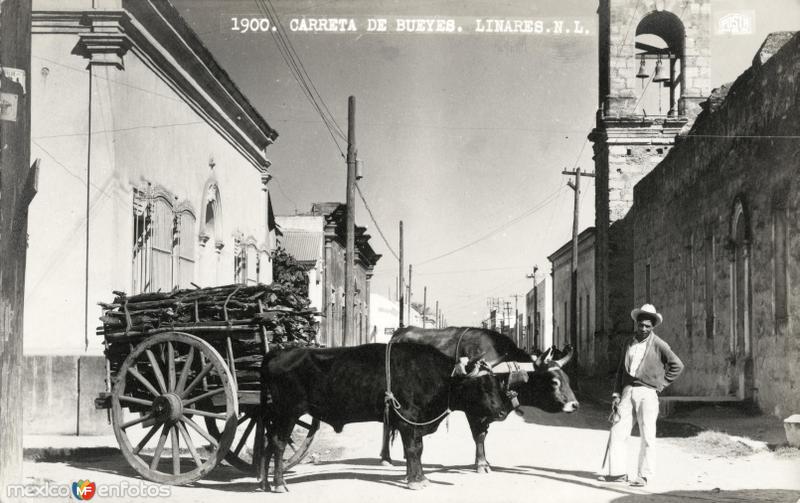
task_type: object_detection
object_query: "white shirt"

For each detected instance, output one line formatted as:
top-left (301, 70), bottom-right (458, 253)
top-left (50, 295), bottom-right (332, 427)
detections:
top-left (625, 335), bottom-right (650, 376)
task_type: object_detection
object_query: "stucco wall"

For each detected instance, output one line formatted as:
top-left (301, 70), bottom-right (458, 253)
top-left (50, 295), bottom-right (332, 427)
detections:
top-left (27, 26), bottom-right (272, 356)
top-left (631, 33), bottom-right (800, 417)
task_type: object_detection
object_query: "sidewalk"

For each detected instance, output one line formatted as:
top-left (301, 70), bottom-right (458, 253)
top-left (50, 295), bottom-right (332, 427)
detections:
top-left (23, 434), bottom-right (119, 461)
top-left (575, 373), bottom-right (790, 446)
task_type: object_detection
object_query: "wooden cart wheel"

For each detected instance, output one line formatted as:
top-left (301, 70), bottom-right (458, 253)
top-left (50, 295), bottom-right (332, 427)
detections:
top-left (205, 411), bottom-right (320, 472)
top-left (110, 332), bottom-right (238, 485)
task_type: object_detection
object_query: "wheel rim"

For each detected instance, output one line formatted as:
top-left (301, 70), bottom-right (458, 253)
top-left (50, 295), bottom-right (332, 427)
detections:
top-left (205, 413), bottom-right (319, 472)
top-left (111, 332), bottom-right (238, 485)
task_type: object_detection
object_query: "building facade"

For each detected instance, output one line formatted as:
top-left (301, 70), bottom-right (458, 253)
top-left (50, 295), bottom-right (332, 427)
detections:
top-left (591, 0), bottom-right (711, 372)
top-left (526, 275), bottom-right (553, 353)
top-left (631, 33), bottom-right (800, 417)
top-left (276, 203), bottom-right (381, 348)
top-left (25, 0), bottom-right (278, 433)
top-left (548, 228), bottom-right (597, 375)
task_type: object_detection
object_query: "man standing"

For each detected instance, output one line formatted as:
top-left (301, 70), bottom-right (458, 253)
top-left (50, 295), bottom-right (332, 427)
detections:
top-left (600, 304), bottom-right (684, 487)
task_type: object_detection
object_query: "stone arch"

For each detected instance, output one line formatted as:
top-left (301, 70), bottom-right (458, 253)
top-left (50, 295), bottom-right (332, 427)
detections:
top-left (633, 10), bottom-right (686, 115)
top-left (728, 194), bottom-right (753, 400)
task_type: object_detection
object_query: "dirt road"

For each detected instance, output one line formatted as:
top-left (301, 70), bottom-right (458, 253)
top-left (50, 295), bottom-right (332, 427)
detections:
top-left (17, 401), bottom-right (800, 503)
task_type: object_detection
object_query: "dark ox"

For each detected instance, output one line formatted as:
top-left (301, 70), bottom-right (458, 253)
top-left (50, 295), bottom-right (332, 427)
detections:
top-left (382, 326), bottom-right (578, 473)
top-left (258, 343), bottom-right (511, 492)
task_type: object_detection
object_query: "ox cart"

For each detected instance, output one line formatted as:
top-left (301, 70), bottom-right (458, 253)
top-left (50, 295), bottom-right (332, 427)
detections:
top-left (95, 284), bottom-right (321, 485)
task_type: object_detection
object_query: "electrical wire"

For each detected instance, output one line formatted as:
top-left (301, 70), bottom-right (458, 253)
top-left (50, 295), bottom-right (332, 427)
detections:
top-left (416, 185), bottom-right (564, 267)
top-left (355, 182), bottom-right (400, 261)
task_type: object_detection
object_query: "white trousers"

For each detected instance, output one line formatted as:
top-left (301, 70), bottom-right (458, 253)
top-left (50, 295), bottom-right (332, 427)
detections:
top-left (608, 385), bottom-right (659, 479)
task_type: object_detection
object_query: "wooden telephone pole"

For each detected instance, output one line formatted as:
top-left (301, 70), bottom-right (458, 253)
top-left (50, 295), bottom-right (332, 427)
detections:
top-left (344, 96), bottom-right (356, 346)
top-left (398, 221), bottom-right (404, 328)
top-left (406, 264), bottom-right (413, 325)
top-left (562, 167), bottom-right (594, 376)
top-left (0, 0), bottom-right (37, 491)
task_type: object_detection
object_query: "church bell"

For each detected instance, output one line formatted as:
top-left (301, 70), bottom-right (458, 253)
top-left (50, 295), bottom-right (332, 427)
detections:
top-left (652, 56), bottom-right (670, 83)
top-left (636, 55), bottom-right (649, 79)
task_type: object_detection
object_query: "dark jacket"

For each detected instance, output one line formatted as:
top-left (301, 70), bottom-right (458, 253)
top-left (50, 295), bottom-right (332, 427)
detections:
top-left (613, 333), bottom-right (684, 395)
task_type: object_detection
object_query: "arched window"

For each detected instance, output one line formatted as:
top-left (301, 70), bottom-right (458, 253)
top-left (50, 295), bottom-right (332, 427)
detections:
top-left (729, 197), bottom-right (751, 356)
top-left (633, 11), bottom-right (685, 116)
top-left (176, 208), bottom-right (196, 289)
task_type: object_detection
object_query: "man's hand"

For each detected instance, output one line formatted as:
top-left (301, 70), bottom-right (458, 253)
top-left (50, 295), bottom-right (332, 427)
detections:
top-left (611, 394), bottom-right (621, 410)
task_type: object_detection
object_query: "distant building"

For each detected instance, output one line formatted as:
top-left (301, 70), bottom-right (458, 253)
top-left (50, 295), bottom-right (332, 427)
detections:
top-left (525, 275), bottom-right (553, 352)
top-left (548, 228), bottom-right (597, 374)
top-left (629, 33), bottom-right (800, 417)
top-left (276, 203), bottom-right (381, 347)
top-left (24, 0), bottom-right (278, 434)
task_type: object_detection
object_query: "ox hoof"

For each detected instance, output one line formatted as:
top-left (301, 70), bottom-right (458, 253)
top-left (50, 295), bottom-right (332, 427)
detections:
top-left (476, 464), bottom-right (492, 474)
top-left (380, 459), bottom-right (393, 467)
top-left (407, 478), bottom-right (429, 490)
top-left (258, 482), bottom-right (270, 492)
top-left (273, 485), bottom-right (289, 493)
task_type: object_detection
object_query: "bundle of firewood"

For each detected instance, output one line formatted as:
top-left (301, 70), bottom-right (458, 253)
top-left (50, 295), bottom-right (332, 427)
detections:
top-left (98, 283), bottom-right (320, 389)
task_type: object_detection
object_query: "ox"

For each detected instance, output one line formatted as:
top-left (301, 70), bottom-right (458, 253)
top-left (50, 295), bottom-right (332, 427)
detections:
top-left (257, 343), bottom-right (512, 492)
top-left (381, 326), bottom-right (578, 473)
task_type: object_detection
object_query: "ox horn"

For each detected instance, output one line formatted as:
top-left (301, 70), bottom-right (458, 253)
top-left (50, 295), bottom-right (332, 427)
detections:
top-left (534, 347), bottom-right (553, 367)
top-left (555, 345), bottom-right (574, 367)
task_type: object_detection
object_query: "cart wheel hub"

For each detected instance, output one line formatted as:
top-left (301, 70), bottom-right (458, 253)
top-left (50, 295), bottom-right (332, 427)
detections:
top-left (152, 393), bottom-right (183, 423)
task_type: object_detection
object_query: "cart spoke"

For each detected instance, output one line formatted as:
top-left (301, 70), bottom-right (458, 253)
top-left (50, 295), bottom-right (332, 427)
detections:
top-left (182, 388), bottom-right (225, 408)
top-left (175, 346), bottom-right (195, 394)
top-left (183, 407), bottom-right (226, 420)
top-left (122, 412), bottom-right (155, 430)
top-left (232, 416), bottom-right (256, 457)
top-left (177, 422), bottom-right (203, 469)
top-left (128, 367), bottom-right (161, 398)
top-left (149, 423), bottom-right (170, 471)
top-left (133, 422), bottom-right (162, 455)
top-left (180, 362), bottom-right (214, 399)
top-left (118, 395), bottom-right (154, 408)
top-left (145, 349), bottom-right (168, 394)
top-left (296, 419), bottom-right (312, 430)
top-left (171, 426), bottom-right (181, 475)
top-left (237, 412), bottom-right (251, 426)
top-left (167, 342), bottom-right (176, 392)
top-left (181, 415), bottom-right (219, 448)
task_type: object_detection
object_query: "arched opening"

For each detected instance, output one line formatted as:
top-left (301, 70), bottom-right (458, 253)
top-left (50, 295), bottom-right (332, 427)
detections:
top-left (728, 196), bottom-right (753, 400)
top-left (198, 182), bottom-right (222, 287)
top-left (633, 11), bottom-right (685, 117)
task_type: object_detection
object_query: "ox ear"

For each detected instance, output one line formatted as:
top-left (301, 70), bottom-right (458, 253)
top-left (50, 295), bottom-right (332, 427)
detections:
top-left (555, 345), bottom-right (574, 367)
top-left (535, 347), bottom-right (553, 367)
top-left (452, 356), bottom-right (470, 376)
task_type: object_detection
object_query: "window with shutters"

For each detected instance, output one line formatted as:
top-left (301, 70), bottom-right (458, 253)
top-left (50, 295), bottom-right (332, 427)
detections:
top-left (176, 210), bottom-right (196, 289)
top-left (246, 243), bottom-right (259, 284)
top-left (132, 189), bottom-right (151, 294)
top-left (151, 197), bottom-right (174, 293)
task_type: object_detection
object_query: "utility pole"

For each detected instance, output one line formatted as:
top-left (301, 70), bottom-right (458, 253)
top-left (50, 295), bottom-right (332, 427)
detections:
top-left (422, 286), bottom-right (427, 328)
top-left (344, 96), bottom-right (356, 347)
top-left (398, 221), bottom-right (404, 328)
top-left (562, 167), bottom-right (595, 376)
top-left (407, 264), bottom-right (413, 325)
top-left (435, 300), bottom-right (439, 329)
top-left (0, 0), bottom-right (36, 491)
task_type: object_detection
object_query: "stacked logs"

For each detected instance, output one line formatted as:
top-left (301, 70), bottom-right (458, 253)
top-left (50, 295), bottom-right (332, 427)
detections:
top-left (99, 283), bottom-right (320, 390)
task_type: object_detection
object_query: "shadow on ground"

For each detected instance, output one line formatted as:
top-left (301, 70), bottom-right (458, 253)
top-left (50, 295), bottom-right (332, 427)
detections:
top-left (611, 488), bottom-right (800, 502)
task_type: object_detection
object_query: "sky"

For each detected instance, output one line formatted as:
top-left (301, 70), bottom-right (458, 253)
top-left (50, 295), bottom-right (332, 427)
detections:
top-left (171, 0), bottom-right (800, 326)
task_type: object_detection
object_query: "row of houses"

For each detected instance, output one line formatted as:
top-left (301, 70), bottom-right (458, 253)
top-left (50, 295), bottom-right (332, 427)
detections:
top-left (21, 0), bottom-right (383, 434)
top-left (533, 0), bottom-right (799, 419)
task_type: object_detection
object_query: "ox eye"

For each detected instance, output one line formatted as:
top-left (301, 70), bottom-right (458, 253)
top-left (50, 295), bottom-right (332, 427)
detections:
top-left (551, 378), bottom-right (560, 388)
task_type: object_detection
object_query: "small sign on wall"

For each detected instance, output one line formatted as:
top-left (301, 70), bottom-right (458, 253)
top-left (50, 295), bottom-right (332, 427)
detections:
top-left (0, 92), bottom-right (18, 122)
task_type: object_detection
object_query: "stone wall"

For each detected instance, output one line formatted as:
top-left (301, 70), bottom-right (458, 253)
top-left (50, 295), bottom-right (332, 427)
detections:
top-left (631, 33), bottom-right (800, 417)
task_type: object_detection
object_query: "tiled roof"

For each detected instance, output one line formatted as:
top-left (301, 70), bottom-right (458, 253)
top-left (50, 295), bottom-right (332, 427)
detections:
top-left (278, 230), bottom-right (323, 264)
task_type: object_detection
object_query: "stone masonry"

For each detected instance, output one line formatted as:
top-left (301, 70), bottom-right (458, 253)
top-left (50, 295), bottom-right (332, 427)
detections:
top-left (592, 0), bottom-right (711, 373)
top-left (631, 32), bottom-right (800, 418)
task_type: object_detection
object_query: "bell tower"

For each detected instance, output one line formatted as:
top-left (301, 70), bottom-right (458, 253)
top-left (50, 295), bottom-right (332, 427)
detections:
top-left (591, 0), bottom-right (711, 369)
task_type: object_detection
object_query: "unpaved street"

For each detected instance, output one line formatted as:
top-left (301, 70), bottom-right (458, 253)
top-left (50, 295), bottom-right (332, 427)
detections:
top-left (18, 399), bottom-right (800, 503)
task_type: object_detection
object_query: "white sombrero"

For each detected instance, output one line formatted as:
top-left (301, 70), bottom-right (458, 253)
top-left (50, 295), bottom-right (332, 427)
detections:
top-left (630, 303), bottom-right (663, 327)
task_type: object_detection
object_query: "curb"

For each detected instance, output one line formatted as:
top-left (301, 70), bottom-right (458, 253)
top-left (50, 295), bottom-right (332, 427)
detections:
top-left (23, 446), bottom-right (121, 462)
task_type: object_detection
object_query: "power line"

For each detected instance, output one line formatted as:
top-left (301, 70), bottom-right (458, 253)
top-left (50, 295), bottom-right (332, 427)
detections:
top-left (416, 185), bottom-right (564, 266)
top-left (355, 182), bottom-right (399, 261)
top-left (253, 0), bottom-right (346, 156)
